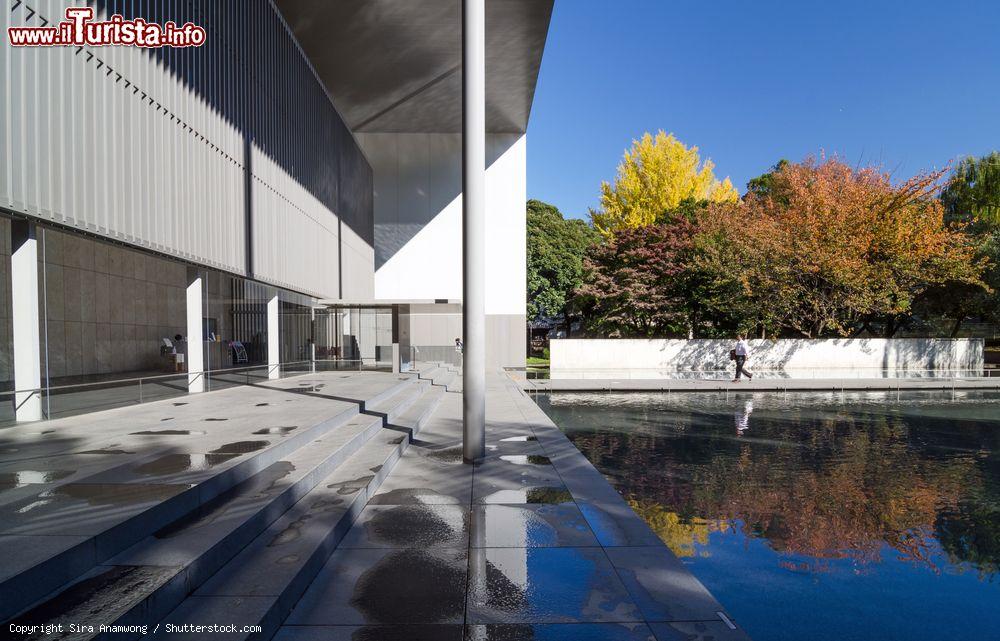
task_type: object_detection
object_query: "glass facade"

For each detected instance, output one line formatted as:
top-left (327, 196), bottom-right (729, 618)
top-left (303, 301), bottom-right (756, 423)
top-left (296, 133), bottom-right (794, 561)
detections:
top-left (0, 217), bottom-right (394, 425)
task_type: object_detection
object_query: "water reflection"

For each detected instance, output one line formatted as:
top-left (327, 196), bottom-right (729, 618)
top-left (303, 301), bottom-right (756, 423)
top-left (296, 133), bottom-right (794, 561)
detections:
top-left (537, 390), bottom-right (1000, 641)
top-left (735, 399), bottom-right (752, 435)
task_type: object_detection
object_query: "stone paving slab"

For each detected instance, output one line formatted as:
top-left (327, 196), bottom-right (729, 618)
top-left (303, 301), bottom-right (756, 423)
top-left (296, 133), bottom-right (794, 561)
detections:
top-left (466, 546), bottom-right (642, 624)
top-left (470, 504), bottom-right (598, 548)
top-left (148, 595), bottom-right (280, 640)
top-left (276, 373), bottom-right (753, 639)
top-left (649, 621), bottom-right (753, 640)
top-left (274, 624), bottom-right (465, 641)
top-left (0, 534), bottom-right (94, 585)
top-left (273, 623), bottom-right (663, 641)
top-left (338, 504), bottom-right (470, 549)
top-left (287, 547), bottom-right (469, 626)
top-left (0, 371), bottom-right (421, 625)
top-left (179, 426), bottom-right (421, 639)
top-left (467, 623), bottom-right (658, 640)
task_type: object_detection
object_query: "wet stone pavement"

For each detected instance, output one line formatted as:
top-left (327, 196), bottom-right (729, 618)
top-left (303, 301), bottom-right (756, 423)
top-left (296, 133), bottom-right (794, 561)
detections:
top-left (0, 371), bottom-right (411, 626)
top-left (276, 374), bottom-right (752, 641)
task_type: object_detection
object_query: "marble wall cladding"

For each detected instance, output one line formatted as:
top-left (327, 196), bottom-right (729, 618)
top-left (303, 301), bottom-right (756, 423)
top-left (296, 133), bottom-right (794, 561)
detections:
top-left (37, 228), bottom-right (187, 380)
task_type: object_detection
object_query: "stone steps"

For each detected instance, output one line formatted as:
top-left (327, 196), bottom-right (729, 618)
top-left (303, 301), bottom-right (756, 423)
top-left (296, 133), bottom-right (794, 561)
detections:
top-left (0, 397), bottom-right (364, 623)
top-left (393, 383), bottom-right (445, 434)
top-left (415, 364), bottom-right (446, 381)
top-left (365, 379), bottom-right (429, 424)
top-left (416, 363), bottom-right (460, 392)
top-left (149, 410), bottom-right (428, 639)
top-left (0, 376), bottom-right (430, 637)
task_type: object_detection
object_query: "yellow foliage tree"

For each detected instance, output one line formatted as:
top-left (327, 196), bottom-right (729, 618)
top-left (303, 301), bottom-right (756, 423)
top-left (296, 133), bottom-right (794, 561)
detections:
top-left (592, 131), bottom-right (738, 235)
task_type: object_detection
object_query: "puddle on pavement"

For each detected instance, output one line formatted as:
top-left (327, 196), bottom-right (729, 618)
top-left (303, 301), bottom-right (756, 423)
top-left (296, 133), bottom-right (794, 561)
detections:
top-left (78, 446), bottom-right (133, 455)
top-left (210, 441), bottom-right (269, 455)
top-left (477, 487), bottom-right (574, 505)
top-left (498, 455), bottom-right (552, 466)
top-left (350, 549), bottom-right (466, 623)
top-left (0, 469), bottom-right (74, 491)
top-left (363, 505), bottom-right (468, 547)
top-left (268, 514), bottom-right (312, 547)
top-left (19, 483), bottom-right (192, 509)
top-left (421, 446), bottom-right (464, 464)
top-left (499, 436), bottom-right (538, 442)
top-left (309, 496), bottom-right (345, 513)
top-left (252, 426), bottom-right (298, 436)
top-left (134, 453), bottom-right (239, 476)
top-left (130, 429), bottom-right (206, 436)
top-left (368, 488), bottom-right (463, 505)
top-left (327, 474), bottom-right (375, 495)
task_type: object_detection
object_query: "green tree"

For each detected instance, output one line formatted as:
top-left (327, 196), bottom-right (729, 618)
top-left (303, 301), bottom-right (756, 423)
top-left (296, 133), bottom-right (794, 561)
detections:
top-left (942, 152), bottom-right (1000, 226)
top-left (745, 159), bottom-right (790, 200)
top-left (920, 153), bottom-right (1000, 333)
top-left (526, 200), bottom-right (599, 334)
top-left (574, 221), bottom-right (699, 337)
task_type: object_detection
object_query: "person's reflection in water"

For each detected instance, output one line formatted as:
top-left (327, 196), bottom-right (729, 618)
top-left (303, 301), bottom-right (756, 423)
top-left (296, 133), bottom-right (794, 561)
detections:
top-left (735, 399), bottom-right (753, 435)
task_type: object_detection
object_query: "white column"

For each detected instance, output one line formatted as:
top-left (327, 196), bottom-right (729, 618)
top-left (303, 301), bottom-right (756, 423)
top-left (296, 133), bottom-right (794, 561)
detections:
top-left (267, 294), bottom-right (279, 379)
top-left (11, 221), bottom-right (42, 422)
top-left (310, 307), bottom-right (316, 373)
top-left (463, 0), bottom-right (486, 463)
top-left (186, 271), bottom-right (205, 393)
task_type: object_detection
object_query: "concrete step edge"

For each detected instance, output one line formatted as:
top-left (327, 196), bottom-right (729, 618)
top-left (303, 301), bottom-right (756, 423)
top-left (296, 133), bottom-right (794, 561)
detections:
top-left (361, 377), bottom-right (422, 409)
top-left (415, 366), bottom-right (445, 381)
top-left (367, 380), bottom-right (429, 425)
top-left (153, 430), bottom-right (414, 639)
top-left (390, 385), bottom-right (445, 435)
top-left (2, 414), bottom-right (387, 637)
top-left (0, 402), bottom-right (363, 623)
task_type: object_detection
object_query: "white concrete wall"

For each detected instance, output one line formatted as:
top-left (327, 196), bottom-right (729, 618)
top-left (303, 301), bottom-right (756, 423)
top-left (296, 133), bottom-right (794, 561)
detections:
top-left (357, 132), bottom-right (527, 367)
top-left (359, 132), bottom-right (526, 311)
top-left (551, 338), bottom-right (986, 376)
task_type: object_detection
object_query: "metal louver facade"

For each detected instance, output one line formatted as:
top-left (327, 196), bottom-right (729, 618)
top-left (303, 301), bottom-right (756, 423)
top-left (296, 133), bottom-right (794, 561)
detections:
top-left (0, 0), bottom-right (374, 299)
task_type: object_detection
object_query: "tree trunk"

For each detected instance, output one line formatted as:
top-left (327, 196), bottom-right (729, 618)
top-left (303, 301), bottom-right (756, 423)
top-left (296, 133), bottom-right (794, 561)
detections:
top-left (950, 316), bottom-right (965, 338)
top-left (885, 317), bottom-right (898, 338)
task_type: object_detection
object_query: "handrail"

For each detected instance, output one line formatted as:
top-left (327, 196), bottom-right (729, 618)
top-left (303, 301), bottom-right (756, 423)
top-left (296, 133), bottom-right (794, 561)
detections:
top-left (0, 358), bottom-right (370, 397)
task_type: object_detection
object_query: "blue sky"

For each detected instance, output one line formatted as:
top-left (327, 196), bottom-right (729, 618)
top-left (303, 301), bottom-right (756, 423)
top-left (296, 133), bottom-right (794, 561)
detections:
top-left (526, 0), bottom-right (1000, 220)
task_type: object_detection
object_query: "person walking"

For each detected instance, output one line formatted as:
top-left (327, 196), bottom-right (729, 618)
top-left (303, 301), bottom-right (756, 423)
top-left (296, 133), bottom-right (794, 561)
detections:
top-left (732, 335), bottom-right (753, 382)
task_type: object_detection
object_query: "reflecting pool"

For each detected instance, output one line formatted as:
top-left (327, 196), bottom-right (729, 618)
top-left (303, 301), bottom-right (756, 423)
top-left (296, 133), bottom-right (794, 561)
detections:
top-left (535, 390), bottom-right (1000, 641)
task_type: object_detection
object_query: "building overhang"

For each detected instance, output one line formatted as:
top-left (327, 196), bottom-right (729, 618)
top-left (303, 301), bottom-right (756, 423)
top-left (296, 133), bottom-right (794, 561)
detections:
top-left (274, 0), bottom-right (554, 134)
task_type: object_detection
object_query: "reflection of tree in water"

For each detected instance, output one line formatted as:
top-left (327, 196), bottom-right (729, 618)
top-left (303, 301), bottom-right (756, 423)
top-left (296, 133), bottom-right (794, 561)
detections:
top-left (936, 501), bottom-right (1000, 579)
top-left (627, 499), bottom-right (720, 557)
top-left (567, 406), bottom-right (1000, 576)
